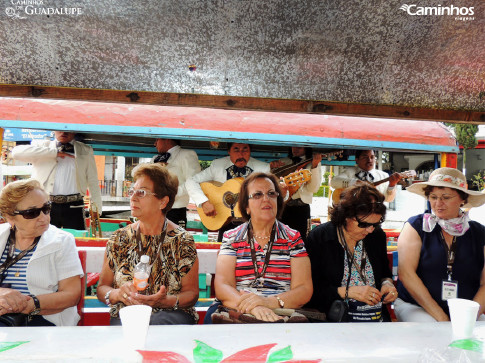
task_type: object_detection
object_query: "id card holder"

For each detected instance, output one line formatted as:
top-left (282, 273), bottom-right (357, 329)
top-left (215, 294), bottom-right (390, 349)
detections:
top-left (442, 280), bottom-right (458, 300)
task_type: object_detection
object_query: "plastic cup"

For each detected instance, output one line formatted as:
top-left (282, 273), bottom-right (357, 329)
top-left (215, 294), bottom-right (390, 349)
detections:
top-left (119, 305), bottom-right (152, 350)
top-left (448, 298), bottom-right (479, 340)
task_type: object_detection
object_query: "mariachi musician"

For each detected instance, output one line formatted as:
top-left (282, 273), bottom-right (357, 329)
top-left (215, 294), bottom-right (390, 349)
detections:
top-left (331, 150), bottom-right (402, 203)
top-left (185, 142), bottom-right (270, 241)
top-left (270, 147), bottom-right (322, 242)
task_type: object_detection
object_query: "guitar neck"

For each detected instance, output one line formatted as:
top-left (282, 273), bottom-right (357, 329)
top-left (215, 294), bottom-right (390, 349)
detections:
top-left (372, 176), bottom-right (390, 187)
top-left (371, 170), bottom-right (415, 187)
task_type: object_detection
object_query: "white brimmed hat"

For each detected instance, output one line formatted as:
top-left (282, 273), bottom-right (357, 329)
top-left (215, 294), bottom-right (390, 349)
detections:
top-left (406, 167), bottom-right (485, 208)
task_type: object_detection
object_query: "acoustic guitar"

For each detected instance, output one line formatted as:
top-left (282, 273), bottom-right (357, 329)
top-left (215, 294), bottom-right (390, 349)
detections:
top-left (196, 170), bottom-right (312, 231)
top-left (271, 150), bottom-right (344, 178)
top-left (331, 170), bottom-right (417, 204)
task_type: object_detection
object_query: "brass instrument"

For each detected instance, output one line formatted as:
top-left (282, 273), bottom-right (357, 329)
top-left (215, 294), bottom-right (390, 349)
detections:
top-left (89, 204), bottom-right (102, 238)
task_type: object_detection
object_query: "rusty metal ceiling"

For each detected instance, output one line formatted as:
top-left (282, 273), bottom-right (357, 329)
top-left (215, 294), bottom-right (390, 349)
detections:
top-left (0, 0), bottom-right (484, 122)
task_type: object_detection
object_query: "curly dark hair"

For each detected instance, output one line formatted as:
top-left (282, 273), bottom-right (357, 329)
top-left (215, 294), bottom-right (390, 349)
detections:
top-left (238, 172), bottom-right (284, 221)
top-left (330, 181), bottom-right (387, 227)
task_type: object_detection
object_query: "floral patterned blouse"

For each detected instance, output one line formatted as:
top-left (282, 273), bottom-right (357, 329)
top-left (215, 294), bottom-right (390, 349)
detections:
top-left (106, 224), bottom-right (198, 322)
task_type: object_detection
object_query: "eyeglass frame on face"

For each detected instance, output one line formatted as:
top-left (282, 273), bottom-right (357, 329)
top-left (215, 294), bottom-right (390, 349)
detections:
top-left (248, 190), bottom-right (279, 200)
top-left (13, 201), bottom-right (52, 220)
top-left (355, 215), bottom-right (383, 229)
top-left (127, 188), bottom-right (158, 198)
top-left (428, 194), bottom-right (458, 203)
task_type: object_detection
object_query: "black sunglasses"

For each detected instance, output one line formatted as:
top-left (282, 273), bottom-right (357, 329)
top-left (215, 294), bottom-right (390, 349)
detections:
top-left (13, 201), bottom-right (52, 220)
top-left (355, 215), bottom-right (383, 229)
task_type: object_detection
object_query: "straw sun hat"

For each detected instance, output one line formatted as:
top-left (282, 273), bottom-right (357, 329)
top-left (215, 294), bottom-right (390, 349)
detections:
top-left (406, 167), bottom-right (485, 208)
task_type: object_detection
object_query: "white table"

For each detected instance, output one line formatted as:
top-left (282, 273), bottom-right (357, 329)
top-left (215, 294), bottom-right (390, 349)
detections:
top-left (1, 322), bottom-right (484, 362)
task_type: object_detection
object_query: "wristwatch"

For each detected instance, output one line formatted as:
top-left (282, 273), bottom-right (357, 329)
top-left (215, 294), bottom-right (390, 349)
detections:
top-left (275, 295), bottom-right (285, 308)
top-left (104, 290), bottom-right (113, 306)
top-left (29, 294), bottom-right (41, 315)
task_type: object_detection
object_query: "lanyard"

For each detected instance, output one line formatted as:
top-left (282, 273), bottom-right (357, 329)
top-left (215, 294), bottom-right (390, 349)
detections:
top-left (440, 231), bottom-right (457, 281)
top-left (134, 218), bottom-right (168, 262)
top-left (0, 228), bottom-right (40, 283)
top-left (247, 222), bottom-right (276, 284)
top-left (337, 227), bottom-right (368, 291)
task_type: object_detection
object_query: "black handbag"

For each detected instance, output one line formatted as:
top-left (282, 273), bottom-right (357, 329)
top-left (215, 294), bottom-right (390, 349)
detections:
top-left (0, 313), bottom-right (29, 327)
top-left (327, 300), bottom-right (349, 322)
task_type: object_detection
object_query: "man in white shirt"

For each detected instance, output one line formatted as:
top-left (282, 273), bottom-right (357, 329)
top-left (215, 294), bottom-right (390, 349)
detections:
top-left (270, 147), bottom-right (322, 241)
top-left (186, 142), bottom-right (270, 239)
top-left (330, 149), bottom-right (402, 203)
top-left (151, 138), bottom-right (201, 228)
top-left (12, 131), bottom-right (102, 230)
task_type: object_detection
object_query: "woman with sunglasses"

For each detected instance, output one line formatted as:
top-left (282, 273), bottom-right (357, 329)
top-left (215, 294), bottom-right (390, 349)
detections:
top-left (97, 163), bottom-right (199, 325)
top-left (396, 167), bottom-right (485, 322)
top-left (305, 182), bottom-right (397, 322)
top-left (0, 179), bottom-right (83, 326)
top-left (207, 172), bottom-right (313, 323)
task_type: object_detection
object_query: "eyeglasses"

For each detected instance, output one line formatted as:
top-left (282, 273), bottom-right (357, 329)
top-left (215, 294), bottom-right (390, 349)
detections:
top-left (355, 215), bottom-right (383, 229)
top-left (428, 194), bottom-right (458, 202)
top-left (248, 191), bottom-right (279, 200)
top-left (13, 201), bottom-right (52, 219)
top-left (127, 188), bottom-right (157, 198)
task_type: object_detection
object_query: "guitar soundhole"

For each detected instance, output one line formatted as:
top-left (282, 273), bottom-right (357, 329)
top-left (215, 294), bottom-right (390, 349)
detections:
top-left (223, 191), bottom-right (239, 209)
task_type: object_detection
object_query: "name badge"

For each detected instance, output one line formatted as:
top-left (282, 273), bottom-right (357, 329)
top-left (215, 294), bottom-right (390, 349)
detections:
top-left (442, 280), bottom-right (458, 300)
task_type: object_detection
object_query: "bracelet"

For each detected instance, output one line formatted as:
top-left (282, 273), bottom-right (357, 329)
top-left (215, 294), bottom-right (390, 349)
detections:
top-left (172, 295), bottom-right (179, 310)
top-left (382, 280), bottom-right (394, 287)
top-left (275, 296), bottom-right (285, 308)
top-left (104, 290), bottom-right (113, 306)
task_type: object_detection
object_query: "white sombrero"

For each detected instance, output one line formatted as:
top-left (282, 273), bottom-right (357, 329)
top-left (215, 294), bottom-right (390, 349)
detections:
top-left (406, 167), bottom-right (485, 208)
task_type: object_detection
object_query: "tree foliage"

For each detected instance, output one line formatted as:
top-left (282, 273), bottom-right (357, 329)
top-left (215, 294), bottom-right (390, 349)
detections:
top-left (447, 123), bottom-right (478, 149)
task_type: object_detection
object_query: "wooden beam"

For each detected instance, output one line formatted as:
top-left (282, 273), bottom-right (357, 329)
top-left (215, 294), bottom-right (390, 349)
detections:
top-left (1, 84), bottom-right (484, 124)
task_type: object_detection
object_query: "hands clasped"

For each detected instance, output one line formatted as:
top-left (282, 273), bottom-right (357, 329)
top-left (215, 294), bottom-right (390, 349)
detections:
top-left (117, 282), bottom-right (170, 309)
top-left (236, 290), bottom-right (281, 322)
top-left (347, 284), bottom-right (398, 305)
top-left (0, 288), bottom-right (30, 315)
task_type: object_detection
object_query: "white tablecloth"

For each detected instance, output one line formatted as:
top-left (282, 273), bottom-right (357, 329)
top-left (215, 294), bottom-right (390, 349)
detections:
top-left (1, 322), bottom-right (484, 362)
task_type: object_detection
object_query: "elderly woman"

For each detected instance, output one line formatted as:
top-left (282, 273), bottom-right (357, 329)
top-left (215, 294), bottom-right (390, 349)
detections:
top-left (396, 167), bottom-right (485, 322)
top-left (97, 163), bottom-right (199, 325)
top-left (208, 172), bottom-right (313, 322)
top-left (0, 179), bottom-right (83, 326)
top-left (305, 182), bottom-right (397, 322)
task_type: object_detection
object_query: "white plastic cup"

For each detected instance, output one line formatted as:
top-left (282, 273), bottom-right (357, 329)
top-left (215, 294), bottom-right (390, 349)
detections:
top-left (448, 298), bottom-right (479, 340)
top-left (119, 305), bottom-right (152, 349)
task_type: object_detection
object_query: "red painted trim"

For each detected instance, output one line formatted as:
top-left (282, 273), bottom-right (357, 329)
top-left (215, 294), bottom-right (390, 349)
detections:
top-left (0, 98), bottom-right (456, 147)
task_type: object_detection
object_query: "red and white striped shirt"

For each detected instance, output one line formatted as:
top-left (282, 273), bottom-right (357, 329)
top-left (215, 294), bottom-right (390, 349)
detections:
top-left (220, 220), bottom-right (308, 296)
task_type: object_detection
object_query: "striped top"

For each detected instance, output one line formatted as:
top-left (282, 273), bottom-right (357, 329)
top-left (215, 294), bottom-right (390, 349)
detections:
top-left (220, 221), bottom-right (308, 296)
top-left (0, 244), bottom-right (36, 294)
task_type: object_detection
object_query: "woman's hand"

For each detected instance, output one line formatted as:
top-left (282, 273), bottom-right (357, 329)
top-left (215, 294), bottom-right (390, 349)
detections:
top-left (113, 281), bottom-right (139, 306)
top-left (130, 285), bottom-right (171, 308)
top-left (0, 288), bottom-right (30, 315)
top-left (236, 291), bottom-right (269, 313)
top-left (348, 285), bottom-right (382, 306)
top-left (380, 282), bottom-right (398, 304)
top-left (250, 305), bottom-right (281, 322)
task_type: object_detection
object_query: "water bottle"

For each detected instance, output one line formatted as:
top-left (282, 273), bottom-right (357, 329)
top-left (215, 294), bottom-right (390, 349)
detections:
top-left (133, 255), bottom-right (150, 294)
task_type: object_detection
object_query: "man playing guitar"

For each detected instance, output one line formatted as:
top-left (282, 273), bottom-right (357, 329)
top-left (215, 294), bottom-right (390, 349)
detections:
top-left (186, 142), bottom-right (270, 240)
top-left (330, 150), bottom-right (403, 203)
top-left (270, 147), bottom-right (322, 241)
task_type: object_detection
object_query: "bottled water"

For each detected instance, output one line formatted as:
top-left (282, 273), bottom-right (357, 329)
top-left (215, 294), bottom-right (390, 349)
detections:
top-left (133, 255), bottom-right (150, 294)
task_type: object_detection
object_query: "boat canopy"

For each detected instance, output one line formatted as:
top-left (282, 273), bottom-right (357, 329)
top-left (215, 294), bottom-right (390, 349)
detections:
top-left (0, 1), bottom-right (483, 123)
top-left (0, 97), bottom-right (457, 162)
